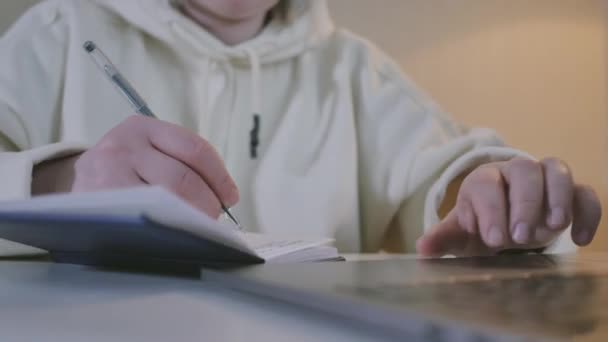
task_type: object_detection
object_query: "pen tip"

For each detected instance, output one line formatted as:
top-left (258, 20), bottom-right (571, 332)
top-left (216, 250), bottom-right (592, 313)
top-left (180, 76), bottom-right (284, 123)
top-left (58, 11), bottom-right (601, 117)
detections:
top-left (83, 41), bottom-right (96, 53)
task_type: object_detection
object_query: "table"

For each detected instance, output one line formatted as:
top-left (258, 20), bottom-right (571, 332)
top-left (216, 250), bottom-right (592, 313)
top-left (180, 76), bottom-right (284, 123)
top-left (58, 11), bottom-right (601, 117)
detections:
top-left (0, 258), bottom-right (403, 342)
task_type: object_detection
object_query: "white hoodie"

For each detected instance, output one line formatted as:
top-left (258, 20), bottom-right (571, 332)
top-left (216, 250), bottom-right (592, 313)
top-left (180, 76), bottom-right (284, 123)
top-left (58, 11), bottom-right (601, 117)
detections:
top-left (0, 0), bottom-right (574, 253)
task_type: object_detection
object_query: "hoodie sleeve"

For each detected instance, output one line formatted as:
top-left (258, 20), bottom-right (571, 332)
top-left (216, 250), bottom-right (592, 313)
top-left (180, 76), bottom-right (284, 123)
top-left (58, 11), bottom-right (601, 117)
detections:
top-left (353, 42), bottom-right (576, 254)
top-left (0, 1), bottom-right (86, 202)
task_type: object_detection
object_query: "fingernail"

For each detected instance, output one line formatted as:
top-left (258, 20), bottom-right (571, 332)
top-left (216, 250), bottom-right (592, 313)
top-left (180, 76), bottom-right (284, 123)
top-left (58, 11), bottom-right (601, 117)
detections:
top-left (415, 237), bottom-right (428, 252)
top-left (535, 228), bottom-right (554, 243)
top-left (576, 230), bottom-right (594, 246)
top-left (549, 207), bottom-right (565, 229)
top-left (227, 186), bottom-right (240, 206)
top-left (512, 223), bottom-right (529, 244)
top-left (487, 227), bottom-right (504, 247)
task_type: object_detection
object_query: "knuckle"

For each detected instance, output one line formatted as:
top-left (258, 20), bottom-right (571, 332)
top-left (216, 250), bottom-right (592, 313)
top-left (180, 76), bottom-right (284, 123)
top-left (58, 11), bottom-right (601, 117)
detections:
top-left (94, 138), bottom-right (128, 158)
top-left (89, 144), bottom-right (130, 172)
top-left (508, 161), bottom-right (544, 190)
top-left (466, 167), bottom-right (502, 189)
top-left (184, 137), bottom-right (214, 163)
top-left (544, 163), bottom-right (573, 185)
top-left (509, 157), bottom-right (539, 173)
top-left (472, 165), bottom-right (501, 182)
top-left (540, 156), bottom-right (561, 166)
top-left (510, 156), bottom-right (534, 164)
top-left (462, 170), bottom-right (505, 211)
top-left (118, 115), bottom-right (150, 136)
top-left (541, 157), bottom-right (570, 172)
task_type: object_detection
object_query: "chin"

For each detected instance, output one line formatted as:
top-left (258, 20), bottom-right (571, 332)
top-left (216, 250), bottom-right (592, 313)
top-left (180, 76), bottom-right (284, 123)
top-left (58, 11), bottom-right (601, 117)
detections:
top-left (188, 0), bottom-right (280, 20)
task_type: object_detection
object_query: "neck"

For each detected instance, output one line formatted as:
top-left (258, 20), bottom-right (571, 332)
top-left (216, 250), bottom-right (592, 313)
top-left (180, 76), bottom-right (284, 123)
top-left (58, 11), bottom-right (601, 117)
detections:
top-left (180, 1), bottom-right (269, 46)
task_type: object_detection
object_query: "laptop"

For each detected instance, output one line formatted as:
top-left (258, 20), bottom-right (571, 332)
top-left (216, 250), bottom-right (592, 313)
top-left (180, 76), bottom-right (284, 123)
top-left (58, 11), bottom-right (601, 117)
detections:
top-left (202, 253), bottom-right (608, 341)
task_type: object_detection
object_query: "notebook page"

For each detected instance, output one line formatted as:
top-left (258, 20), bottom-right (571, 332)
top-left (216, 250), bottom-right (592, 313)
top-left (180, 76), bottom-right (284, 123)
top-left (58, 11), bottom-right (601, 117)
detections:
top-left (0, 239), bottom-right (45, 257)
top-left (0, 186), bottom-right (255, 255)
top-left (140, 194), bottom-right (255, 254)
top-left (267, 246), bottom-right (340, 263)
top-left (243, 232), bottom-right (334, 261)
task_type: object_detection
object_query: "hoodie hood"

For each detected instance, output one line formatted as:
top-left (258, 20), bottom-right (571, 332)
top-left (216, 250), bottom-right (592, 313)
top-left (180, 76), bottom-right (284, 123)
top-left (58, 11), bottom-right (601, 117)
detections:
top-left (93, 0), bottom-right (334, 65)
top-left (91, 0), bottom-right (335, 139)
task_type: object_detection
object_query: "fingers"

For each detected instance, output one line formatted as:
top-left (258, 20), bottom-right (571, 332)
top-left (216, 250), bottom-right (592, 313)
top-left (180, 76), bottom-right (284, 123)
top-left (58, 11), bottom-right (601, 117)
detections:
top-left (418, 209), bottom-right (496, 257)
top-left (500, 158), bottom-right (544, 244)
top-left (134, 148), bottom-right (223, 218)
top-left (134, 116), bottom-right (239, 207)
top-left (541, 158), bottom-right (574, 230)
top-left (431, 156), bottom-right (600, 256)
top-left (416, 211), bottom-right (469, 257)
top-left (456, 198), bottom-right (477, 235)
top-left (462, 166), bottom-right (509, 249)
top-left (571, 185), bottom-right (602, 246)
top-left (76, 115), bottom-right (239, 216)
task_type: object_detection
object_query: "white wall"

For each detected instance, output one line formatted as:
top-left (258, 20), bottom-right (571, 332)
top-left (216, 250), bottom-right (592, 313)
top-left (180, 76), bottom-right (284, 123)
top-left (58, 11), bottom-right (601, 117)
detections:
top-left (2, 0), bottom-right (607, 249)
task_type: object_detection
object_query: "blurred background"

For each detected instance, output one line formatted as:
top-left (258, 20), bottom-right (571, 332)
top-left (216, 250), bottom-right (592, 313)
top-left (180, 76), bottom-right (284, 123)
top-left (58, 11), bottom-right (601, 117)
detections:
top-left (1, 0), bottom-right (606, 251)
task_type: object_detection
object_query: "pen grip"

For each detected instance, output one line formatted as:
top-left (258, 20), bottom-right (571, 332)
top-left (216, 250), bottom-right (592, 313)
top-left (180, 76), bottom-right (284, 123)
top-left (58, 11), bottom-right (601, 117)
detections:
top-left (111, 73), bottom-right (153, 117)
top-left (137, 106), bottom-right (156, 118)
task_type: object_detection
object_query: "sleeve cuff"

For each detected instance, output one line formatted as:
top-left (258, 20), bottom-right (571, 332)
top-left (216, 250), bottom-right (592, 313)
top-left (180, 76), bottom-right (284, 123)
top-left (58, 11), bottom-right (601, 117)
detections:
top-left (0, 142), bottom-right (88, 256)
top-left (0, 142), bottom-right (87, 201)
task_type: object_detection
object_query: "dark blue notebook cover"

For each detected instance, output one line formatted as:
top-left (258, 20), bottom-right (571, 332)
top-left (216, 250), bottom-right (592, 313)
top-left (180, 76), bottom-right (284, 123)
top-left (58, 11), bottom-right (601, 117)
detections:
top-left (0, 212), bottom-right (263, 270)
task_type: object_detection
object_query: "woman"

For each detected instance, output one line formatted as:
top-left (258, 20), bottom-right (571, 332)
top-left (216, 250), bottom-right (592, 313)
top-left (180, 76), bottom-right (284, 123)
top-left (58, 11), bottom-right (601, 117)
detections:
top-left (0, 0), bottom-right (601, 256)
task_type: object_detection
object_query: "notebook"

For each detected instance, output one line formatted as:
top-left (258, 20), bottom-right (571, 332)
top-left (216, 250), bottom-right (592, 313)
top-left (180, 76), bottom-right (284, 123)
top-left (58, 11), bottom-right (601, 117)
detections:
top-left (0, 186), bottom-right (340, 268)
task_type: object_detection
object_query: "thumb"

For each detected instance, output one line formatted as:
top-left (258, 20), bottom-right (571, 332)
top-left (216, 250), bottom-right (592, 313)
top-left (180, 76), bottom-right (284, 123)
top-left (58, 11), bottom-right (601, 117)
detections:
top-left (416, 210), bottom-right (470, 257)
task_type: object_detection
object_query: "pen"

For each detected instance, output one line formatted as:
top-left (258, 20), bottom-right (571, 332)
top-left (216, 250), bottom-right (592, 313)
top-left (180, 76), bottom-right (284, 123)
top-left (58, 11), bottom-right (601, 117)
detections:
top-left (82, 41), bottom-right (244, 231)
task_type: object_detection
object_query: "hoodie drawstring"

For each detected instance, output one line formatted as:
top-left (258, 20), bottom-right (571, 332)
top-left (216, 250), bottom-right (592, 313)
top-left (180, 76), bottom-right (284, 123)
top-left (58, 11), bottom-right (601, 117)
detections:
top-left (244, 48), bottom-right (262, 159)
top-left (169, 22), bottom-right (263, 159)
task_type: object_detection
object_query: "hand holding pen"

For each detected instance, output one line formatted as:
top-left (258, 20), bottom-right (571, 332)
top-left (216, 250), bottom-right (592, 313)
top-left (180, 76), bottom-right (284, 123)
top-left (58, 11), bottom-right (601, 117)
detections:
top-left (73, 41), bottom-right (243, 229)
